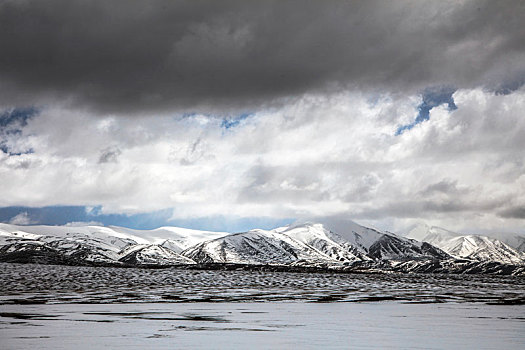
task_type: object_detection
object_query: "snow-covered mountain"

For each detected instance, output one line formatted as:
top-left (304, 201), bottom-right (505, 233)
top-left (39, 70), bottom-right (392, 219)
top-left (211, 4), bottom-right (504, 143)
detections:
top-left (0, 223), bottom-right (228, 250)
top-left (182, 228), bottom-right (340, 265)
top-left (119, 244), bottom-right (195, 266)
top-left (182, 222), bottom-right (449, 266)
top-left (0, 221), bottom-right (523, 275)
top-left (275, 222), bottom-right (448, 261)
top-left (406, 224), bottom-right (525, 266)
top-left (0, 223), bottom-right (227, 265)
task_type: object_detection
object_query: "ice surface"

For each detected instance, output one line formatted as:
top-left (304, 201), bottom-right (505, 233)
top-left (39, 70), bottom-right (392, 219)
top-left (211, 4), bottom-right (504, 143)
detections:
top-left (1, 263), bottom-right (524, 349)
top-left (1, 302), bottom-right (524, 349)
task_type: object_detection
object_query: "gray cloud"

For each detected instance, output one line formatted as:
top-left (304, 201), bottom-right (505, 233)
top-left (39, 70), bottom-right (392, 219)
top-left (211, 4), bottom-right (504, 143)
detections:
top-left (0, 0), bottom-right (524, 114)
top-left (0, 85), bottom-right (524, 233)
top-left (499, 206), bottom-right (525, 219)
top-left (238, 164), bottom-right (329, 203)
top-left (356, 197), bottom-right (513, 220)
top-left (98, 146), bottom-right (121, 164)
top-left (420, 179), bottom-right (469, 196)
top-left (179, 138), bottom-right (206, 165)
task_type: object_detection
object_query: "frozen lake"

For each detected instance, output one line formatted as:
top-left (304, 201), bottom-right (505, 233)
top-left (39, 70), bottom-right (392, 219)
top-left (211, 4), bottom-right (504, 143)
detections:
top-left (1, 263), bottom-right (524, 349)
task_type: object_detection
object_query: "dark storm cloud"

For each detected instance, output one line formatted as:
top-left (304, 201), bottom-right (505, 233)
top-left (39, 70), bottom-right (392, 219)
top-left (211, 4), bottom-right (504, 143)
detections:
top-left (0, 0), bottom-right (524, 114)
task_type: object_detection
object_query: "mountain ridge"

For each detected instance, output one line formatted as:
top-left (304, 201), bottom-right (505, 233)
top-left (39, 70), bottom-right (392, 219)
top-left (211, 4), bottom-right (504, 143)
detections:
top-left (1, 221), bottom-right (523, 275)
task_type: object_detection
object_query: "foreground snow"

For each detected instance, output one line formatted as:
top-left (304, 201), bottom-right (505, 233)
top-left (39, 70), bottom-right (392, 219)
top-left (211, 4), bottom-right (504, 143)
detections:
top-left (1, 302), bottom-right (524, 350)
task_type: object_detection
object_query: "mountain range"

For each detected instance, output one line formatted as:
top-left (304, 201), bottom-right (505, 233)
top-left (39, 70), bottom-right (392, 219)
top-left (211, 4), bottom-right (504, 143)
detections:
top-left (406, 225), bottom-right (525, 266)
top-left (1, 221), bottom-right (524, 275)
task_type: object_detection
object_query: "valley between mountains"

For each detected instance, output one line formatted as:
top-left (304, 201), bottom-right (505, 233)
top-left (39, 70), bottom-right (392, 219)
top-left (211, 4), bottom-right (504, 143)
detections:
top-left (1, 221), bottom-right (524, 276)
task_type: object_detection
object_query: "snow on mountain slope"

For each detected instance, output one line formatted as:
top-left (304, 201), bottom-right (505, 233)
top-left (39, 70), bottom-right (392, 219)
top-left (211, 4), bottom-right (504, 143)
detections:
top-left (277, 222), bottom-right (448, 261)
top-left (119, 245), bottom-right (195, 265)
top-left (0, 223), bottom-right (228, 265)
top-left (0, 240), bottom-right (75, 265)
top-left (0, 223), bottom-right (146, 248)
top-left (406, 225), bottom-right (525, 265)
top-left (182, 228), bottom-right (345, 265)
top-left (107, 226), bottom-right (229, 252)
top-left (441, 235), bottom-right (524, 265)
top-left (0, 223), bottom-right (228, 250)
top-left (184, 222), bottom-right (448, 266)
top-left (367, 234), bottom-right (450, 260)
top-left (0, 226), bottom-right (42, 241)
top-left (1, 221), bottom-right (522, 269)
top-left (0, 224), bottom-right (134, 263)
top-left (274, 223), bottom-right (369, 262)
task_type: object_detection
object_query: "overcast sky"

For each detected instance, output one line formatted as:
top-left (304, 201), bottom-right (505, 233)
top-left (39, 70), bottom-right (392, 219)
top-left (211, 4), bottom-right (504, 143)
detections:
top-left (1, 0), bottom-right (524, 234)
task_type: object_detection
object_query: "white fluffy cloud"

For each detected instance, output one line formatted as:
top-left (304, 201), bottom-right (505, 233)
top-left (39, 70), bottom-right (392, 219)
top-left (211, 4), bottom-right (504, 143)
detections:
top-left (1, 87), bottom-right (524, 233)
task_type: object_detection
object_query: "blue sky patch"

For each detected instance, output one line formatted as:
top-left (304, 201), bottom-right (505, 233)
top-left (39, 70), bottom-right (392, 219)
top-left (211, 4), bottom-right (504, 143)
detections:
top-left (0, 205), bottom-right (293, 232)
top-left (396, 87), bottom-right (457, 135)
top-left (0, 107), bottom-right (38, 155)
top-left (179, 111), bottom-right (253, 130)
top-left (0, 107), bottom-right (38, 128)
top-left (221, 112), bottom-right (253, 129)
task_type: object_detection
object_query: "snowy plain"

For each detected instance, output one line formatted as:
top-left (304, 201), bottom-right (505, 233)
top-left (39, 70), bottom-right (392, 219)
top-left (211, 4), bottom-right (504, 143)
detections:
top-left (1, 302), bottom-right (524, 350)
top-left (1, 263), bottom-right (524, 349)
